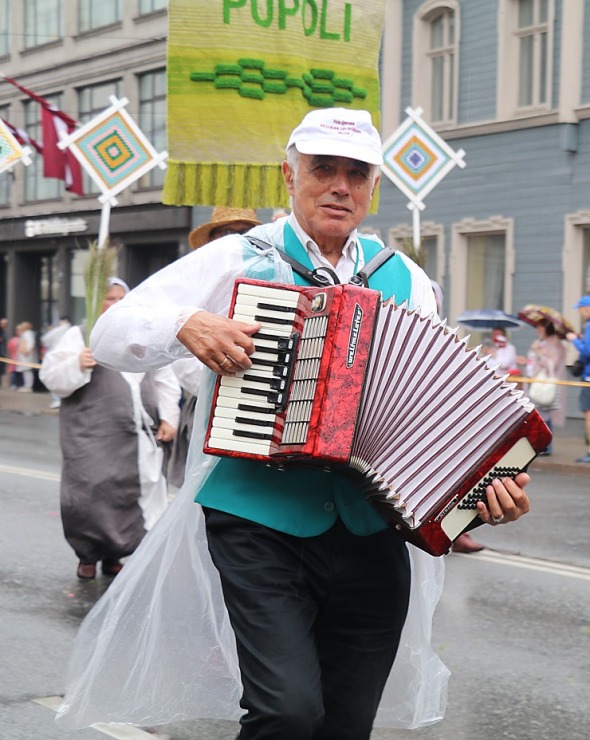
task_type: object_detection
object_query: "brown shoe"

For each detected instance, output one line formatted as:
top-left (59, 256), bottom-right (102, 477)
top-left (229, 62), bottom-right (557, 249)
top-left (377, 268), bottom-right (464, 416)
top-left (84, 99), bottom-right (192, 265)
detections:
top-left (102, 559), bottom-right (124, 576)
top-left (77, 562), bottom-right (97, 579)
top-left (451, 533), bottom-right (485, 554)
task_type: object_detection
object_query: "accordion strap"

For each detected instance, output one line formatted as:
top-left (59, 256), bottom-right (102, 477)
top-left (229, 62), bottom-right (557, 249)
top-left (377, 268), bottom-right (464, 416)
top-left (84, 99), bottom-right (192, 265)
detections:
top-left (349, 246), bottom-right (397, 288)
top-left (246, 236), bottom-right (397, 289)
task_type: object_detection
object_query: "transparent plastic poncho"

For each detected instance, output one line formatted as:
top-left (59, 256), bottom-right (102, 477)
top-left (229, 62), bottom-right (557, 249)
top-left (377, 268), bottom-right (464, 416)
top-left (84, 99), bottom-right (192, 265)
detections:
top-left (56, 237), bottom-right (449, 731)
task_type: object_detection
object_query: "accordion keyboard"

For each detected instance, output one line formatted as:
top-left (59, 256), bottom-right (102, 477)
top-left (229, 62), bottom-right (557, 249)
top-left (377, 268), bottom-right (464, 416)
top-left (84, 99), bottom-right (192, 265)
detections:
top-left (207, 282), bottom-right (329, 455)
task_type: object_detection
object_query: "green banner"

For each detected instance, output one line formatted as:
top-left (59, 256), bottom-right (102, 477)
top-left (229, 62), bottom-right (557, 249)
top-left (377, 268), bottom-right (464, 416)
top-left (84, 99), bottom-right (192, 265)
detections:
top-left (163, 0), bottom-right (386, 208)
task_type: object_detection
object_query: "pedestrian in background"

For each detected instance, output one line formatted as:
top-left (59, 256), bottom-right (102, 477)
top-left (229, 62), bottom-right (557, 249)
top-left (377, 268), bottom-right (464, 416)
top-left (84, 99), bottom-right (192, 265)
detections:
top-left (0, 317), bottom-right (7, 386)
top-left (566, 295), bottom-right (590, 463)
top-left (490, 326), bottom-right (518, 374)
top-left (7, 324), bottom-right (23, 389)
top-left (187, 206), bottom-right (260, 249)
top-left (519, 319), bottom-right (566, 455)
top-left (40, 278), bottom-right (181, 580)
top-left (16, 321), bottom-right (37, 392)
top-left (41, 316), bottom-right (72, 409)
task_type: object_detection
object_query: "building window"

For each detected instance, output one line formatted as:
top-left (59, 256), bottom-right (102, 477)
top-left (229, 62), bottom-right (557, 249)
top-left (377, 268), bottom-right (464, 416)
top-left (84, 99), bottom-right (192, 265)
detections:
top-left (138, 0), bottom-right (167, 14)
top-left (516, 0), bottom-right (549, 107)
top-left (0, 0), bottom-right (10, 57)
top-left (388, 222), bottom-right (446, 295)
top-left (24, 97), bottom-right (62, 201)
top-left (498, 0), bottom-right (554, 118)
top-left (79, 0), bottom-right (121, 33)
top-left (465, 234), bottom-right (506, 311)
top-left (428, 8), bottom-right (456, 123)
top-left (138, 69), bottom-right (166, 188)
top-left (450, 217), bottom-right (515, 328)
top-left (562, 212), bottom-right (590, 339)
top-left (78, 80), bottom-right (122, 193)
top-left (413, 2), bottom-right (459, 127)
top-left (24, 0), bottom-right (61, 48)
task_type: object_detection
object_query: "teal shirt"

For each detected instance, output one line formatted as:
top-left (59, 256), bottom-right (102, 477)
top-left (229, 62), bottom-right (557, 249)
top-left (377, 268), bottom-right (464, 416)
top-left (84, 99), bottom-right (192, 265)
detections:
top-left (196, 225), bottom-right (412, 536)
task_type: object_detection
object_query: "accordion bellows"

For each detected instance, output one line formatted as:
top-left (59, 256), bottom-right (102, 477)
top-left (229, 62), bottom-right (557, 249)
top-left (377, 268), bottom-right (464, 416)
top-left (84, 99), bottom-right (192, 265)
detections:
top-left (204, 280), bottom-right (551, 555)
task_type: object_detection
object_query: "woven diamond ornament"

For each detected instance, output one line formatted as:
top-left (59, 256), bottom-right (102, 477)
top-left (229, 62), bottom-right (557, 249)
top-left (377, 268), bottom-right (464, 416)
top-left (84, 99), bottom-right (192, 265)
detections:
top-left (381, 107), bottom-right (465, 210)
top-left (57, 95), bottom-right (167, 205)
top-left (0, 119), bottom-right (32, 174)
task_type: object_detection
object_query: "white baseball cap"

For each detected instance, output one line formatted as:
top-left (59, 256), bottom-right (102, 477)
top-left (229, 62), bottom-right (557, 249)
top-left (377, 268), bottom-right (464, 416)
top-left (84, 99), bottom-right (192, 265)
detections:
top-left (287, 108), bottom-right (383, 166)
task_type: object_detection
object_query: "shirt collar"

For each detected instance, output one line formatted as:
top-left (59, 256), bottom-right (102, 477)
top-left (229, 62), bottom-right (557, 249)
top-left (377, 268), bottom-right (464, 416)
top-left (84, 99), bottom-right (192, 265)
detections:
top-left (287, 213), bottom-right (359, 263)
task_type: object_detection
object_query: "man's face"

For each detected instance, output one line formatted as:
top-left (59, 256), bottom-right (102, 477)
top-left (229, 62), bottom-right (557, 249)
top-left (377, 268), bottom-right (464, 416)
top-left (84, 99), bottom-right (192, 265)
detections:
top-left (282, 154), bottom-right (378, 251)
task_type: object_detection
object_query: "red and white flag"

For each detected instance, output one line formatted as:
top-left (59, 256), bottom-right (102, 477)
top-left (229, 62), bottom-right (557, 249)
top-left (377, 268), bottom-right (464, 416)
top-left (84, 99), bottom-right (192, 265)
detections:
top-left (1, 75), bottom-right (83, 195)
top-left (1, 118), bottom-right (43, 154)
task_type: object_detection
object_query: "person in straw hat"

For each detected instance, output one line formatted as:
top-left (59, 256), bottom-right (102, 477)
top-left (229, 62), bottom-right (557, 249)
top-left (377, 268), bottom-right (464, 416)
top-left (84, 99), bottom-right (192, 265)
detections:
top-left (188, 206), bottom-right (261, 250)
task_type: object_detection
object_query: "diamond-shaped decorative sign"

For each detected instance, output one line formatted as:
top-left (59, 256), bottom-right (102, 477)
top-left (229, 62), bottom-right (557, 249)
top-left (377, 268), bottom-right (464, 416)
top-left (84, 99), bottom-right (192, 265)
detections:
top-left (0, 119), bottom-right (32, 174)
top-left (381, 107), bottom-right (465, 209)
top-left (57, 95), bottom-right (167, 205)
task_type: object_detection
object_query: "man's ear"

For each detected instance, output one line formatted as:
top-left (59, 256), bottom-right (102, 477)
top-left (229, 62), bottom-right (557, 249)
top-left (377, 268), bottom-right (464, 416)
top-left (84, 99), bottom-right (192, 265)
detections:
top-left (371, 173), bottom-right (380, 199)
top-left (282, 161), bottom-right (295, 196)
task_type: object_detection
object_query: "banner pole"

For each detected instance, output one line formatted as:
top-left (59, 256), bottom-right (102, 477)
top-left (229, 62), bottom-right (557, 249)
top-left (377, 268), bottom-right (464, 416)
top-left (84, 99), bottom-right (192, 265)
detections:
top-left (98, 202), bottom-right (111, 249)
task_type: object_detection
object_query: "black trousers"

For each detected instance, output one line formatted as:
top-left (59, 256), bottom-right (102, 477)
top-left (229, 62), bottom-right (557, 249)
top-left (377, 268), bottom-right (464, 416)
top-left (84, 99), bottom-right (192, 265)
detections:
top-left (203, 508), bottom-right (411, 740)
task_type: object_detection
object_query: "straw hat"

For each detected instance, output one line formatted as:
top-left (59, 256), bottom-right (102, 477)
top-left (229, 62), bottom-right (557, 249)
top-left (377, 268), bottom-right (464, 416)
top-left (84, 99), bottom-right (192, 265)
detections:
top-left (188, 206), bottom-right (261, 250)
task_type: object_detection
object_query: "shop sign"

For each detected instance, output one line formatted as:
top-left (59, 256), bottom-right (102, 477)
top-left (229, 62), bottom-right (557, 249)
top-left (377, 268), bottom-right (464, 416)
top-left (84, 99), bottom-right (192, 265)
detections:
top-left (24, 217), bottom-right (88, 237)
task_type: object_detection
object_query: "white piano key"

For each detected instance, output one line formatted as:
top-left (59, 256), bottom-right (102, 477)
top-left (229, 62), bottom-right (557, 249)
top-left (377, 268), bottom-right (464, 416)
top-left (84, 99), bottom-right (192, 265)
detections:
top-left (207, 432), bottom-right (273, 456)
top-left (211, 416), bottom-right (275, 434)
top-left (221, 376), bottom-right (274, 392)
top-left (237, 283), bottom-right (301, 304)
top-left (213, 405), bottom-right (279, 424)
top-left (217, 385), bottom-right (276, 402)
top-left (233, 313), bottom-right (292, 334)
top-left (234, 303), bottom-right (299, 323)
top-left (214, 394), bottom-right (277, 413)
top-left (235, 293), bottom-right (300, 310)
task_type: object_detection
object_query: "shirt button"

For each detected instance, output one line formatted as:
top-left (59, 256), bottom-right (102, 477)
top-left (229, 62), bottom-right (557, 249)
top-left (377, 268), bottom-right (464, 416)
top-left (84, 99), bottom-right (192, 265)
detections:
top-left (323, 501), bottom-right (335, 512)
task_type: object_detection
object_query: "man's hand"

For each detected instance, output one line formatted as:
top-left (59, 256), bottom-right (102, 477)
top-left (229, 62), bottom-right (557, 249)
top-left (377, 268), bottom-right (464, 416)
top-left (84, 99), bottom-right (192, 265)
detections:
top-left (79, 347), bottom-right (97, 370)
top-left (156, 420), bottom-right (176, 443)
top-left (476, 471), bottom-right (530, 526)
top-left (177, 311), bottom-right (261, 375)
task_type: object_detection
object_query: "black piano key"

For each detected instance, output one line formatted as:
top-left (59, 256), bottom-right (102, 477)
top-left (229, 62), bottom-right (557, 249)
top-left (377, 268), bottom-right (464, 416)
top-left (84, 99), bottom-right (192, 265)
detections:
top-left (241, 387), bottom-right (286, 406)
top-left (257, 302), bottom-right (298, 313)
top-left (253, 314), bottom-right (294, 325)
top-left (237, 403), bottom-right (276, 415)
top-left (233, 429), bottom-right (275, 441)
top-left (242, 373), bottom-right (274, 386)
top-left (235, 416), bottom-right (275, 427)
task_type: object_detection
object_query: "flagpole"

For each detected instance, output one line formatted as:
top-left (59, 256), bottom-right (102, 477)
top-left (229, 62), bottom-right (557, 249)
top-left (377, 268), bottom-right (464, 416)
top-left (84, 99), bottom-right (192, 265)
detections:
top-left (98, 202), bottom-right (111, 249)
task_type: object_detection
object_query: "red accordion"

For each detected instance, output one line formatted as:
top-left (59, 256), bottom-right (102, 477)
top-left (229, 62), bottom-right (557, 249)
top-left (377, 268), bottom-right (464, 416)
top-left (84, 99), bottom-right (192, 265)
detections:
top-left (204, 279), bottom-right (551, 556)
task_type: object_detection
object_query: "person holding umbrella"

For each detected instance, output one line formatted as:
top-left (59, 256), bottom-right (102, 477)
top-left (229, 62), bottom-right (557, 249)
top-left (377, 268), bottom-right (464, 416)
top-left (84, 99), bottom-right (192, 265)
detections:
top-left (518, 319), bottom-right (567, 455)
top-left (566, 296), bottom-right (590, 463)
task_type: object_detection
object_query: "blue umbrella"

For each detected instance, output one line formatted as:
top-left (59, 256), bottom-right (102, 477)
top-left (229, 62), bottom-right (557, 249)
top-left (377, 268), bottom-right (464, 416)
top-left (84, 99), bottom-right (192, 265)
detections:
top-left (455, 309), bottom-right (524, 331)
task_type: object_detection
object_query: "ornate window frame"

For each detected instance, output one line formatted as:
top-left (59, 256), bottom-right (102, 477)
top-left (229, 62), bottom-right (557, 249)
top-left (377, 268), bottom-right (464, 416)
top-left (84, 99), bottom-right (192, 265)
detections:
top-left (412, 0), bottom-right (460, 127)
top-left (450, 216), bottom-right (515, 323)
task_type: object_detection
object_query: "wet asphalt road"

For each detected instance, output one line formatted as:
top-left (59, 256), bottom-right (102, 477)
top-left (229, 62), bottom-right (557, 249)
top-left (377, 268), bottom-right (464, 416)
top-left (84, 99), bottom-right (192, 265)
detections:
top-left (1, 411), bottom-right (589, 739)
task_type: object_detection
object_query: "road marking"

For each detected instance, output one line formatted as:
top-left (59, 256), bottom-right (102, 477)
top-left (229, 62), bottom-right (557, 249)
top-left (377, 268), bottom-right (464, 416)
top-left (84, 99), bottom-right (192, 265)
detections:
top-left (0, 462), bottom-right (60, 482)
top-left (454, 549), bottom-right (590, 581)
top-left (34, 696), bottom-right (168, 738)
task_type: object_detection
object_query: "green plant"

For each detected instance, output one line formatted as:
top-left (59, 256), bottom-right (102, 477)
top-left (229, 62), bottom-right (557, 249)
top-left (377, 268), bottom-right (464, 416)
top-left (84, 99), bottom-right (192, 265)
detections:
top-left (84, 239), bottom-right (118, 341)
top-left (400, 236), bottom-right (426, 268)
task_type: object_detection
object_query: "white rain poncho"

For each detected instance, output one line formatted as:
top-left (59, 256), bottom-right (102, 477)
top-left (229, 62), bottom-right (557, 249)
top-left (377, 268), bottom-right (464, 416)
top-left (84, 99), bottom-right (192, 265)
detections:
top-left (56, 231), bottom-right (449, 731)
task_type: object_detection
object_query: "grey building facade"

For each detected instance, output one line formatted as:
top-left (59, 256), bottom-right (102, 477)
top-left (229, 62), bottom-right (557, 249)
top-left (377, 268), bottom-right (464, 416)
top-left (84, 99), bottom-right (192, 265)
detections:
top-left (374, 0), bottom-right (590, 360)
